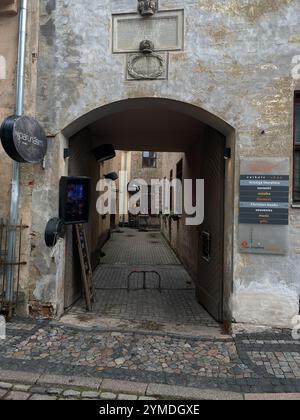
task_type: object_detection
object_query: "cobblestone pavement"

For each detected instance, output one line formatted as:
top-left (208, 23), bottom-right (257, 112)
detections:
top-left (72, 229), bottom-right (218, 327)
top-left (100, 229), bottom-right (181, 266)
top-left (72, 286), bottom-right (217, 327)
top-left (0, 319), bottom-right (300, 396)
top-left (1, 230), bottom-right (299, 399)
top-left (94, 265), bottom-right (194, 290)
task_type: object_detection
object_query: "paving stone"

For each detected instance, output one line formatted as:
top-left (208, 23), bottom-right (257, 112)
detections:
top-left (0, 389), bottom-right (8, 399)
top-left (4, 391), bottom-right (30, 400)
top-left (30, 394), bottom-right (57, 400)
top-left (13, 384), bottom-right (31, 392)
top-left (38, 374), bottom-right (101, 390)
top-left (101, 379), bottom-right (147, 396)
top-left (115, 358), bottom-right (126, 366)
top-left (146, 384), bottom-right (243, 401)
top-left (100, 392), bottom-right (117, 400)
top-left (47, 388), bottom-right (64, 395)
top-left (0, 370), bottom-right (40, 384)
top-left (118, 394), bottom-right (138, 400)
top-left (81, 391), bottom-right (100, 399)
top-left (0, 382), bottom-right (13, 390)
top-left (63, 390), bottom-right (81, 398)
top-left (30, 387), bottom-right (48, 394)
top-left (245, 394), bottom-right (300, 401)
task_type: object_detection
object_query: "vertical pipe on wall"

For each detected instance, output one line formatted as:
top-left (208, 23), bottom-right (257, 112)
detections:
top-left (5, 0), bottom-right (28, 304)
top-left (122, 151), bottom-right (129, 226)
top-left (16, 0), bottom-right (28, 116)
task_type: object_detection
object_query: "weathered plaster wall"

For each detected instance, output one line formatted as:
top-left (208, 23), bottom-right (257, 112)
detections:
top-left (34, 0), bottom-right (300, 326)
top-left (66, 128), bottom-right (115, 285)
top-left (160, 151), bottom-right (200, 280)
top-left (0, 4), bottom-right (18, 218)
top-left (0, 1), bottom-right (42, 315)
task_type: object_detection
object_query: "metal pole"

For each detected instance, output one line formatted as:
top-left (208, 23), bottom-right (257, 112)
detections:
top-left (5, 0), bottom-right (28, 303)
top-left (122, 151), bottom-right (129, 226)
top-left (16, 0), bottom-right (28, 116)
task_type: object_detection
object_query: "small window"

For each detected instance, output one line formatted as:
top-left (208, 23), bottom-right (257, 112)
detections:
top-left (294, 93), bottom-right (300, 202)
top-left (143, 152), bottom-right (157, 168)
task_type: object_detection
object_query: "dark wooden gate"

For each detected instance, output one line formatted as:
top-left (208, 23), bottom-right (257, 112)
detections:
top-left (197, 128), bottom-right (226, 322)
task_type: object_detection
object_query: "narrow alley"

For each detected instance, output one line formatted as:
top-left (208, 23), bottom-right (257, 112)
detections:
top-left (66, 228), bottom-right (218, 331)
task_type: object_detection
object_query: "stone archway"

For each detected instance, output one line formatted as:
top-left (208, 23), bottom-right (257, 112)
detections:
top-left (61, 98), bottom-right (236, 323)
top-left (62, 98), bottom-right (234, 141)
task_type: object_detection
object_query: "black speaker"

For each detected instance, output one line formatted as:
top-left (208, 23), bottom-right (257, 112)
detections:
top-left (45, 218), bottom-right (65, 248)
top-left (92, 144), bottom-right (116, 163)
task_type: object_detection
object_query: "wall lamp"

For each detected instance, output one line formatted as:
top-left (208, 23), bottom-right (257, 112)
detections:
top-left (224, 148), bottom-right (232, 160)
top-left (93, 144), bottom-right (116, 163)
top-left (64, 148), bottom-right (70, 160)
top-left (104, 172), bottom-right (119, 181)
top-left (128, 181), bottom-right (141, 194)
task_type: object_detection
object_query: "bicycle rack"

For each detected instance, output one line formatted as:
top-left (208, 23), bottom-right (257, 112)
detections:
top-left (127, 271), bottom-right (162, 293)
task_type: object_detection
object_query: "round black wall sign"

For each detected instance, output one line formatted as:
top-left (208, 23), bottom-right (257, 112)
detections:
top-left (0, 115), bottom-right (48, 163)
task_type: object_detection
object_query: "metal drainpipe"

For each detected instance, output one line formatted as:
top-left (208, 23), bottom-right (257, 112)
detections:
top-left (5, 0), bottom-right (28, 306)
top-left (122, 151), bottom-right (129, 226)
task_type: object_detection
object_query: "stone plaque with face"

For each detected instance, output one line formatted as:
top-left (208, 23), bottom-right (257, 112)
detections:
top-left (138, 0), bottom-right (158, 17)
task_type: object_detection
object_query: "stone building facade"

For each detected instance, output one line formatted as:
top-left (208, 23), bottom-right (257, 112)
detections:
top-left (130, 151), bottom-right (163, 186)
top-left (0, 0), bottom-right (300, 327)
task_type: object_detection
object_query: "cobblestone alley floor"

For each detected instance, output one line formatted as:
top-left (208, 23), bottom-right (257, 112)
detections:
top-left (69, 229), bottom-right (218, 328)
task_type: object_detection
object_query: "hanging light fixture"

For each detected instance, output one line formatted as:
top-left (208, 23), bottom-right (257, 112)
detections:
top-left (104, 172), bottom-right (119, 181)
top-left (224, 148), bottom-right (232, 160)
top-left (92, 144), bottom-right (116, 163)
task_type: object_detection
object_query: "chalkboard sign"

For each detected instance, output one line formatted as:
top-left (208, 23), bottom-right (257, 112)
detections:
top-left (0, 115), bottom-right (48, 163)
top-left (239, 175), bottom-right (289, 226)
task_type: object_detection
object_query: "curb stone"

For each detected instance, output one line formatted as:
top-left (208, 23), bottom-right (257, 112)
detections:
top-left (146, 384), bottom-right (243, 401)
top-left (1, 369), bottom-right (300, 400)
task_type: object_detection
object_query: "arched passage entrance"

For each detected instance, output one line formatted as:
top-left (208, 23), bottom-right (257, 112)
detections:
top-left (62, 98), bottom-right (235, 324)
